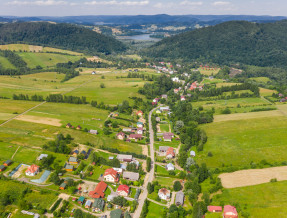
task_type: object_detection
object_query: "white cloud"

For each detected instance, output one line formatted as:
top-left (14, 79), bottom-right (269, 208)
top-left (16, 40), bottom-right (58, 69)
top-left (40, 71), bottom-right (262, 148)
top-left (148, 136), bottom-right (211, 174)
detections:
top-left (180, 1), bottom-right (203, 6)
top-left (212, 1), bottom-right (230, 6)
top-left (7, 0), bottom-right (68, 6)
top-left (84, 0), bottom-right (149, 6)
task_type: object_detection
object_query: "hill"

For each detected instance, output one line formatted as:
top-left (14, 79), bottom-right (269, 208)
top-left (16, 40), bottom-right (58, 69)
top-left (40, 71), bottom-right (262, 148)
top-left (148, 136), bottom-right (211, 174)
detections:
top-left (145, 20), bottom-right (287, 67)
top-left (0, 22), bottom-right (126, 54)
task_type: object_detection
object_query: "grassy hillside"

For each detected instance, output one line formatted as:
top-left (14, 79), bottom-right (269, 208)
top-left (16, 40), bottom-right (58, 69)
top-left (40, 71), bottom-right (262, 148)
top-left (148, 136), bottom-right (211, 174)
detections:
top-left (0, 22), bottom-right (126, 54)
top-left (145, 20), bottom-right (287, 67)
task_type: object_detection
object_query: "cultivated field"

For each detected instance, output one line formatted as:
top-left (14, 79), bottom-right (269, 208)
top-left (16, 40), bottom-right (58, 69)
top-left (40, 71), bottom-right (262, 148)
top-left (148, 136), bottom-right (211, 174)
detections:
top-left (220, 166), bottom-right (287, 188)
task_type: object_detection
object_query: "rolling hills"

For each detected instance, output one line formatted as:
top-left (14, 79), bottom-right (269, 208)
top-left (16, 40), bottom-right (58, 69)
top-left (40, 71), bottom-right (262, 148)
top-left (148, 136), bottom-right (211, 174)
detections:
top-left (0, 22), bottom-right (126, 54)
top-left (145, 20), bottom-right (287, 67)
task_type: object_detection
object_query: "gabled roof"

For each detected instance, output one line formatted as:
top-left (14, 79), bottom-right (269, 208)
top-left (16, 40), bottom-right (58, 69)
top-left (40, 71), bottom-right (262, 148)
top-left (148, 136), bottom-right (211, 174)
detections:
top-left (78, 196), bottom-right (85, 202)
top-left (73, 150), bottom-right (79, 154)
top-left (123, 171), bottom-right (140, 181)
top-left (85, 200), bottom-right (92, 207)
top-left (104, 168), bottom-right (118, 179)
top-left (158, 188), bottom-right (170, 196)
top-left (224, 205), bottom-right (238, 215)
top-left (69, 156), bottom-right (78, 162)
top-left (175, 191), bottom-right (184, 204)
top-left (208, 206), bottom-right (222, 212)
top-left (0, 165), bottom-right (6, 170)
top-left (65, 164), bottom-right (74, 170)
top-left (60, 183), bottom-right (67, 188)
top-left (166, 147), bottom-right (175, 156)
top-left (89, 181), bottom-right (107, 198)
top-left (4, 160), bottom-right (12, 165)
top-left (129, 134), bottom-right (142, 139)
top-left (26, 165), bottom-right (39, 173)
top-left (117, 185), bottom-right (130, 194)
top-left (117, 132), bottom-right (125, 137)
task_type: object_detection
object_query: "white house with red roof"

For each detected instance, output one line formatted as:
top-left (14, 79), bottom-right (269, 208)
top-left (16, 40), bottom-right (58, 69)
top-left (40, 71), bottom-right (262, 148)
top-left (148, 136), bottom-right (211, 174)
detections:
top-left (166, 147), bottom-right (175, 159)
top-left (25, 165), bottom-right (40, 176)
top-left (136, 111), bottom-right (143, 116)
top-left (224, 205), bottom-right (238, 218)
top-left (174, 89), bottom-right (179, 94)
top-left (116, 132), bottom-right (125, 140)
top-left (158, 188), bottom-right (171, 200)
top-left (208, 206), bottom-right (222, 213)
top-left (104, 168), bottom-right (119, 183)
top-left (116, 185), bottom-right (130, 197)
top-left (180, 96), bottom-right (186, 101)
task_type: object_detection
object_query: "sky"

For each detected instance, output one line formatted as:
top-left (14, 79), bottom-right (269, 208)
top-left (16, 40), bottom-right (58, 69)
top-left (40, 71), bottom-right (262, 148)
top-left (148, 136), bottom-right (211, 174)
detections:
top-left (0, 0), bottom-right (286, 17)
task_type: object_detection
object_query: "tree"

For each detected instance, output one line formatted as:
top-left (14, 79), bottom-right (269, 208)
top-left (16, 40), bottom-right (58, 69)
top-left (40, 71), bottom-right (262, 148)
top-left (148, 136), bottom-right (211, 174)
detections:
top-left (140, 199), bottom-right (149, 218)
top-left (112, 196), bottom-right (127, 207)
top-left (147, 182), bottom-right (154, 194)
top-left (173, 181), bottom-right (182, 191)
top-left (146, 157), bottom-right (151, 172)
top-left (100, 83), bottom-right (105, 88)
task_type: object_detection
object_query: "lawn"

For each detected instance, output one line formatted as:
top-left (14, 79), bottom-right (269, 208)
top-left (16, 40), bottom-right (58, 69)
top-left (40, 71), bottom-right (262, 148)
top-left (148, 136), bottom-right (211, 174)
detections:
top-left (160, 124), bottom-right (170, 133)
top-left (197, 115), bottom-right (287, 168)
top-left (249, 77), bottom-right (271, 83)
top-left (17, 52), bottom-right (82, 69)
top-left (146, 201), bottom-right (166, 218)
top-left (155, 164), bottom-right (180, 176)
top-left (0, 142), bottom-right (18, 161)
top-left (155, 176), bottom-right (179, 188)
top-left (212, 180), bottom-right (287, 218)
top-left (154, 140), bottom-right (180, 150)
top-left (0, 56), bottom-right (16, 69)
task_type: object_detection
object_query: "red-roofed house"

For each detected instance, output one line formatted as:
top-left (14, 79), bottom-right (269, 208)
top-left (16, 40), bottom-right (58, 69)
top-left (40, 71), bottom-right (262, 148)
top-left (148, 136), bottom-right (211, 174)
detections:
top-left (180, 96), bottom-right (186, 101)
top-left (116, 185), bottom-right (130, 197)
top-left (174, 89), bottom-right (179, 94)
top-left (25, 165), bottom-right (40, 176)
top-left (224, 205), bottom-right (238, 218)
top-left (129, 134), bottom-right (143, 141)
top-left (116, 132), bottom-right (125, 140)
top-left (104, 168), bottom-right (119, 183)
top-left (166, 147), bottom-right (175, 159)
top-left (208, 206), bottom-right (222, 213)
top-left (89, 181), bottom-right (108, 198)
top-left (136, 111), bottom-right (143, 116)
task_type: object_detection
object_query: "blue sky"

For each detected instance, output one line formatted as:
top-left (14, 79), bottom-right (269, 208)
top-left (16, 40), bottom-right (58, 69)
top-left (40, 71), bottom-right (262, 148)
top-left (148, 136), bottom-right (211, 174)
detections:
top-left (1, 0), bottom-right (286, 17)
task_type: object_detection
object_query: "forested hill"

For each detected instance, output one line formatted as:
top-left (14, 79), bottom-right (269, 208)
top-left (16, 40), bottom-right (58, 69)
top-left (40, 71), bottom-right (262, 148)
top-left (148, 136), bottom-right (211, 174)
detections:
top-left (0, 22), bottom-right (126, 54)
top-left (145, 20), bottom-right (287, 67)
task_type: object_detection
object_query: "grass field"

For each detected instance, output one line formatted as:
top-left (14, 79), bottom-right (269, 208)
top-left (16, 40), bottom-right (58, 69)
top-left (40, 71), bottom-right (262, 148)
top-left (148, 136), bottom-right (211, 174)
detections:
top-left (260, 88), bottom-right (277, 97)
top-left (197, 115), bottom-right (287, 168)
top-left (154, 176), bottom-right (179, 187)
top-left (146, 201), bottom-right (166, 218)
top-left (212, 180), bottom-right (287, 218)
top-left (249, 77), bottom-right (271, 83)
top-left (0, 56), bottom-right (16, 69)
top-left (17, 52), bottom-right (82, 69)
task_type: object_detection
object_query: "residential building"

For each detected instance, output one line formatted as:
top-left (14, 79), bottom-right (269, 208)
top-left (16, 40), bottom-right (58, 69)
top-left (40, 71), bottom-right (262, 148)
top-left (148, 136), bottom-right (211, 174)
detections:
top-left (122, 128), bottom-right (132, 132)
top-left (104, 168), bottom-right (119, 183)
top-left (136, 110), bottom-right (143, 116)
top-left (25, 165), bottom-right (40, 176)
top-left (224, 205), bottom-right (238, 218)
top-left (117, 185), bottom-right (130, 197)
top-left (92, 198), bottom-right (105, 212)
top-left (0, 165), bottom-right (6, 172)
top-left (89, 130), bottom-right (98, 135)
top-left (156, 117), bottom-right (161, 122)
top-left (65, 164), bottom-right (74, 172)
top-left (160, 106), bottom-right (170, 111)
top-left (37, 154), bottom-right (48, 161)
top-left (129, 134), bottom-right (143, 141)
top-left (166, 163), bottom-right (175, 171)
top-left (123, 171), bottom-right (140, 181)
top-left (190, 151), bottom-right (196, 157)
top-left (175, 191), bottom-right (185, 206)
top-left (156, 109), bottom-right (162, 114)
top-left (136, 127), bottom-right (143, 135)
top-left (89, 181), bottom-right (108, 198)
top-left (207, 206), bottom-right (222, 213)
top-left (66, 123), bottom-right (72, 128)
top-left (72, 150), bottom-right (79, 156)
top-left (180, 96), bottom-right (186, 101)
top-left (85, 200), bottom-right (92, 209)
top-left (113, 168), bottom-right (123, 174)
top-left (161, 94), bottom-right (168, 99)
top-left (117, 132), bottom-right (125, 140)
top-left (166, 147), bottom-right (175, 159)
top-left (59, 183), bottom-right (67, 190)
top-left (117, 154), bottom-right (133, 162)
top-left (137, 122), bottom-right (143, 128)
top-left (4, 160), bottom-right (12, 166)
top-left (76, 125), bottom-right (82, 130)
top-left (68, 157), bottom-right (78, 164)
top-left (159, 146), bottom-right (169, 154)
top-left (78, 196), bottom-right (85, 205)
top-left (163, 135), bottom-right (172, 142)
top-left (158, 188), bottom-right (171, 200)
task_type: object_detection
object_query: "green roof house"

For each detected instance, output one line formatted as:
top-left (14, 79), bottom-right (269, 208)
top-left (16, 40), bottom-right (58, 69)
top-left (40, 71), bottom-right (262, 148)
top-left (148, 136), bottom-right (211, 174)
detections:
top-left (78, 196), bottom-right (85, 205)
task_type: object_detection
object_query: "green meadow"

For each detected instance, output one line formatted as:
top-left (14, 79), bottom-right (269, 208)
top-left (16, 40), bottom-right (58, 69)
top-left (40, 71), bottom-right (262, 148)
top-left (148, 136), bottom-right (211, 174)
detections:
top-left (0, 56), bottom-right (16, 69)
top-left (212, 180), bottom-right (287, 218)
top-left (146, 201), bottom-right (166, 218)
top-left (197, 115), bottom-right (287, 168)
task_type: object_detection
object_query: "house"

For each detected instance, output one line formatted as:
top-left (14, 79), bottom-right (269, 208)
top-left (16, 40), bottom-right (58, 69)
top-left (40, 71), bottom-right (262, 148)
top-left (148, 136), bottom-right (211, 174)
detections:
top-left (4, 160), bottom-right (12, 166)
top-left (65, 164), bottom-right (74, 172)
top-left (117, 132), bottom-right (125, 140)
top-left (156, 117), bottom-right (161, 122)
top-left (136, 127), bottom-right (143, 135)
top-left (59, 182), bottom-right (67, 190)
top-left (166, 163), bottom-right (175, 171)
top-left (156, 109), bottom-right (162, 114)
top-left (172, 77), bottom-right (179, 82)
top-left (137, 122), bottom-right (143, 128)
top-left (37, 154), bottom-right (48, 161)
top-left (207, 206), bottom-right (222, 213)
top-left (85, 200), bottom-right (92, 209)
top-left (25, 165), bottom-right (40, 176)
top-left (158, 188), bottom-right (171, 200)
top-left (92, 198), bottom-right (105, 212)
top-left (66, 123), bottom-right (72, 128)
top-left (104, 168), bottom-right (119, 183)
top-left (166, 147), bottom-right (175, 159)
top-left (129, 134), bottom-right (143, 141)
top-left (174, 89), bottom-right (179, 94)
top-left (160, 106), bottom-right (170, 111)
top-left (175, 191), bottom-right (185, 206)
top-left (0, 165), bottom-right (6, 172)
top-left (224, 205), bottom-right (238, 218)
top-left (68, 157), bottom-right (78, 164)
top-left (113, 168), bottom-right (123, 174)
top-left (164, 132), bottom-right (174, 138)
top-left (161, 94), bottom-right (168, 99)
top-left (159, 146), bottom-right (169, 154)
top-left (123, 171), bottom-right (140, 181)
top-left (113, 112), bottom-right (119, 117)
top-left (110, 209), bottom-right (122, 218)
top-left (117, 185), bottom-right (130, 197)
top-left (136, 110), bottom-right (143, 116)
top-left (78, 196), bottom-right (85, 205)
top-left (76, 125), bottom-right (82, 130)
top-left (92, 71), bottom-right (96, 75)
top-left (72, 150), bottom-right (79, 156)
top-left (122, 128), bottom-right (132, 132)
top-left (117, 154), bottom-right (133, 162)
top-left (163, 135), bottom-right (172, 142)
top-left (181, 96), bottom-right (186, 101)
top-left (190, 151), bottom-right (196, 157)
top-left (89, 181), bottom-right (107, 198)
top-left (152, 98), bottom-right (160, 105)
top-left (81, 150), bottom-right (87, 156)
top-left (89, 130), bottom-right (98, 135)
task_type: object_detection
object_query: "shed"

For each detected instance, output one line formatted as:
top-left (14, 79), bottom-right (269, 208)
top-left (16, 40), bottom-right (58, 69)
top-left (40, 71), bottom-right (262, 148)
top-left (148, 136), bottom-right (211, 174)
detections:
top-left (175, 191), bottom-right (184, 206)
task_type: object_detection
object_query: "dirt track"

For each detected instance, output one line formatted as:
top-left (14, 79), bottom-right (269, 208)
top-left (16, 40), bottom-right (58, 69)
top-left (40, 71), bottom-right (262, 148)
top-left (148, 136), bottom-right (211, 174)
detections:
top-left (219, 166), bottom-right (287, 188)
top-left (15, 115), bottom-right (62, 126)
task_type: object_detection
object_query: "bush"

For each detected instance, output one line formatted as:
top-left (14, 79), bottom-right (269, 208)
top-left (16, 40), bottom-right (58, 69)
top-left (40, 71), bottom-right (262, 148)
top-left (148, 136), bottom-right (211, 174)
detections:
top-left (207, 152), bottom-right (213, 157)
top-left (270, 178), bottom-right (277, 183)
top-left (221, 107), bottom-right (231, 114)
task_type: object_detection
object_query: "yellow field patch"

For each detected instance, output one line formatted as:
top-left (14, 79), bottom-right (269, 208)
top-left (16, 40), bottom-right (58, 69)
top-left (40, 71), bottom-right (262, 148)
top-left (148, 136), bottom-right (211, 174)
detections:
top-left (15, 115), bottom-right (62, 126)
top-left (0, 112), bottom-right (15, 120)
top-left (214, 110), bottom-right (283, 122)
top-left (260, 88), bottom-right (277, 96)
top-left (220, 166), bottom-right (287, 188)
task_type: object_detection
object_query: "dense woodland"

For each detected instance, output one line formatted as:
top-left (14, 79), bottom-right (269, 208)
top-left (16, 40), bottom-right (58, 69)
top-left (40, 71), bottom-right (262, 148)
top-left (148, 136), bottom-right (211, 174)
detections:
top-left (0, 22), bottom-right (126, 54)
top-left (145, 20), bottom-right (287, 68)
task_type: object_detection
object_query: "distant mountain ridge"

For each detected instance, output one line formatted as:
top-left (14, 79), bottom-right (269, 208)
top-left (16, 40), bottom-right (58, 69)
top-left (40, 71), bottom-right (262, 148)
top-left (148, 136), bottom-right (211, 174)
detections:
top-left (2, 14), bottom-right (287, 25)
top-left (0, 22), bottom-right (126, 54)
top-left (144, 20), bottom-right (287, 67)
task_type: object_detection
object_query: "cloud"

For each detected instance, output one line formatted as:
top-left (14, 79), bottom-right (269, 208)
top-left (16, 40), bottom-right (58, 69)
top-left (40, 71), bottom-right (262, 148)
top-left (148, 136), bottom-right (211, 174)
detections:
top-left (180, 1), bottom-right (203, 6)
top-left (7, 0), bottom-right (68, 6)
top-left (84, 0), bottom-right (149, 6)
top-left (212, 1), bottom-right (230, 6)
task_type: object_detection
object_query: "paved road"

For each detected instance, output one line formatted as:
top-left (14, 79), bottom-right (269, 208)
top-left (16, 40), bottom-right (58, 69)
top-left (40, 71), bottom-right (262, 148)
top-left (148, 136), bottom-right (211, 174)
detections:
top-left (133, 106), bottom-right (159, 218)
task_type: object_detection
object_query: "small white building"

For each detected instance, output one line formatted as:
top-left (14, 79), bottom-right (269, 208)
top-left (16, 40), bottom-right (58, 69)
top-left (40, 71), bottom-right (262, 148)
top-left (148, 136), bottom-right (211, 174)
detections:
top-left (166, 163), bottom-right (175, 171)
